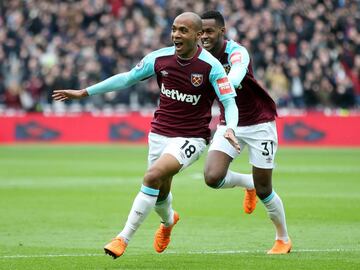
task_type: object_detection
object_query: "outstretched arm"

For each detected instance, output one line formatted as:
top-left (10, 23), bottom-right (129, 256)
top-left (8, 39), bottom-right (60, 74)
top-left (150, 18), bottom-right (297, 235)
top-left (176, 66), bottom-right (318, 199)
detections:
top-left (52, 71), bottom-right (140, 101)
top-left (52, 51), bottom-right (157, 101)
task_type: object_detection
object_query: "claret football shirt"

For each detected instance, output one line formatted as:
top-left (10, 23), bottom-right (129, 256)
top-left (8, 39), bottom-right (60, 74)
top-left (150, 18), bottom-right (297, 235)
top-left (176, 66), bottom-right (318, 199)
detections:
top-left (87, 46), bottom-right (236, 142)
top-left (214, 40), bottom-right (277, 127)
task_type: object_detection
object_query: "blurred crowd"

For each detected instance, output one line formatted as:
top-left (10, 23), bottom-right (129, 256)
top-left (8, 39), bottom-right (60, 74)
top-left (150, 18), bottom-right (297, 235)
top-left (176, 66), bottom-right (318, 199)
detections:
top-left (0, 0), bottom-right (359, 114)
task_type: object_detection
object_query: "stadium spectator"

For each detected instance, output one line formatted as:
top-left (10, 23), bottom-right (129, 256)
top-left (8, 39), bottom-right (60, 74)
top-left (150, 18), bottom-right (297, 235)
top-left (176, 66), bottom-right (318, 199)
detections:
top-left (0, 0), bottom-right (359, 112)
top-left (265, 64), bottom-right (289, 107)
top-left (0, 73), bottom-right (5, 107)
top-left (4, 81), bottom-right (22, 110)
top-left (287, 59), bottom-right (305, 108)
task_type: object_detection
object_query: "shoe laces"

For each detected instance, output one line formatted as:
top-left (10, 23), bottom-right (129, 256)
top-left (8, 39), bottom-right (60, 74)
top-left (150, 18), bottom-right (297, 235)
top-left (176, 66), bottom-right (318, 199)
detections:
top-left (245, 190), bottom-right (256, 200)
top-left (113, 237), bottom-right (127, 247)
top-left (159, 224), bottom-right (172, 238)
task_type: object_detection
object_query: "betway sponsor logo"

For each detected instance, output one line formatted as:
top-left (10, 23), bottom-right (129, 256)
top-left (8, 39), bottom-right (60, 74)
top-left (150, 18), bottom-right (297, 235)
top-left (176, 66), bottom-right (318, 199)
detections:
top-left (161, 83), bottom-right (201, 105)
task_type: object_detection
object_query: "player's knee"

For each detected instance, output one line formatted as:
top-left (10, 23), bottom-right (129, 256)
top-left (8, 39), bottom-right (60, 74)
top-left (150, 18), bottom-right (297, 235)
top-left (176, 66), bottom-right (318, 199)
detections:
top-left (254, 184), bottom-right (272, 200)
top-left (253, 169), bottom-right (273, 199)
top-left (204, 169), bottom-right (225, 189)
top-left (143, 167), bottom-right (163, 188)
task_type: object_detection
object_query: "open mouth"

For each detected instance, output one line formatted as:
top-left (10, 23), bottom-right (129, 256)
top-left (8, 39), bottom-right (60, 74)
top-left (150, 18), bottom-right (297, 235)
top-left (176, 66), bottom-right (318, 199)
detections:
top-left (174, 41), bottom-right (183, 50)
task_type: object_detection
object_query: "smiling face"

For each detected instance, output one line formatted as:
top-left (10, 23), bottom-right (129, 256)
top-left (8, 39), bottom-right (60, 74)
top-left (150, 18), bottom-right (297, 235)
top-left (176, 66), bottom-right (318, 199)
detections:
top-left (171, 14), bottom-right (202, 59)
top-left (201, 18), bottom-right (225, 55)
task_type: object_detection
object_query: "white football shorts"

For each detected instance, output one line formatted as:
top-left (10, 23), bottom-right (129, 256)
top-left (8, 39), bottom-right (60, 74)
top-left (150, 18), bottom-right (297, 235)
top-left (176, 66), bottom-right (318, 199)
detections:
top-left (148, 132), bottom-right (207, 171)
top-left (208, 121), bottom-right (278, 169)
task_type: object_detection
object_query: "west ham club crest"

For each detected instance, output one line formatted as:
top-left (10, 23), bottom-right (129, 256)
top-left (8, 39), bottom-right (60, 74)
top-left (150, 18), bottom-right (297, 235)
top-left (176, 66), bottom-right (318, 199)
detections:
top-left (223, 64), bottom-right (231, 74)
top-left (191, 73), bottom-right (203, 87)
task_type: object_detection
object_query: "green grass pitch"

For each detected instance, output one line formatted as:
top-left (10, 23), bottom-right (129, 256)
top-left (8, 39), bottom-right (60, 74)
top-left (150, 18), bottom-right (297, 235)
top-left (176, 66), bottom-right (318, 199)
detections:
top-left (0, 145), bottom-right (359, 269)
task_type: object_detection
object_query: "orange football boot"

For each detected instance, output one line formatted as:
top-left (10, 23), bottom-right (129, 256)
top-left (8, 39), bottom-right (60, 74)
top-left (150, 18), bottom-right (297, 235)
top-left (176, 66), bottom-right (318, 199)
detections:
top-left (243, 189), bottom-right (257, 214)
top-left (104, 237), bottom-right (128, 259)
top-left (153, 211), bottom-right (180, 253)
top-left (267, 238), bottom-right (292, 254)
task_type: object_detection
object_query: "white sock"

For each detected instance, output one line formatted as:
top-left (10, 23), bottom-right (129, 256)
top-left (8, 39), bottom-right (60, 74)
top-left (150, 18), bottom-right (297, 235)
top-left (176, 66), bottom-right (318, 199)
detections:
top-left (217, 170), bottom-right (254, 189)
top-left (118, 185), bottom-right (159, 243)
top-left (155, 192), bottom-right (174, 227)
top-left (262, 191), bottom-right (289, 242)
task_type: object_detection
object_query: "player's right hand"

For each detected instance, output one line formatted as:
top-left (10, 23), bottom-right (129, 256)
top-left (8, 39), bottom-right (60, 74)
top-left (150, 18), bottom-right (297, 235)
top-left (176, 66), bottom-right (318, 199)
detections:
top-left (52, 89), bottom-right (89, 101)
top-left (224, 128), bottom-right (240, 153)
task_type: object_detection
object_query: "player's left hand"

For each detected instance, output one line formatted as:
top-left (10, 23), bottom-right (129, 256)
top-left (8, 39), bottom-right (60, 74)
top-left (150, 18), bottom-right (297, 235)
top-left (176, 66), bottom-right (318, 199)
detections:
top-left (224, 128), bottom-right (240, 153)
top-left (52, 89), bottom-right (88, 101)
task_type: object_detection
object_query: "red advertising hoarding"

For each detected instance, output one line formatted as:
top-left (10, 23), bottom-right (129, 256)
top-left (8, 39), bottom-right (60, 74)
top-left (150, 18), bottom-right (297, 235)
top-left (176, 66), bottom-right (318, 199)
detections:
top-left (0, 112), bottom-right (359, 146)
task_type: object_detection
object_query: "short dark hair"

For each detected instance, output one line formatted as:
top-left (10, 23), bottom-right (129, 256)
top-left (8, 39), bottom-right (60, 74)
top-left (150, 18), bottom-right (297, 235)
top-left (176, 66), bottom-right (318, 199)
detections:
top-left (201, 10), bottom-right (225, 27)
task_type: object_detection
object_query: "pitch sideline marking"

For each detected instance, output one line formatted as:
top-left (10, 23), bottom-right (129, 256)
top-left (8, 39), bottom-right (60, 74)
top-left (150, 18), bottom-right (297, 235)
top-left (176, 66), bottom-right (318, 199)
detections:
top-left (1, 248), bottom-right (359, 259)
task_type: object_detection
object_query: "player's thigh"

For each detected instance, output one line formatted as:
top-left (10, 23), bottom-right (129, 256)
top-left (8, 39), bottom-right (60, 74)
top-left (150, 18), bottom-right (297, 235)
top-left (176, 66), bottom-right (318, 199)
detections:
top-left (242, 121), bottom-right (278, 169)
top-left (148, 132), bottom-right (169, 168)
top-left (208, 125), bottom-right (245, 159)
top-left (163, 137), bottom-right (207, 171)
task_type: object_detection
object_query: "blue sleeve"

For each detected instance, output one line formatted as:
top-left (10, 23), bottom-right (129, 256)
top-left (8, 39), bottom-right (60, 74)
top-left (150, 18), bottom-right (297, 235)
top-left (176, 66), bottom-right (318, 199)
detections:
top-left (87, 52), bottom-right (157, 95)
top-left (221, 98), bottom-right (238, 131)
top-left (209, 60), bottom-right (238, 130)
top-left (209, 62), bottom-right (237, 102)
top-left (227, 44), bottom-right (250, 89)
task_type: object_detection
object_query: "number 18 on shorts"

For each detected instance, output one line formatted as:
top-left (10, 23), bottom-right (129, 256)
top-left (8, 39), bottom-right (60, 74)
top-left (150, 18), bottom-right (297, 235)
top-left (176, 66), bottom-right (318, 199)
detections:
top-left (148, 132), bottom-right (207, 170)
